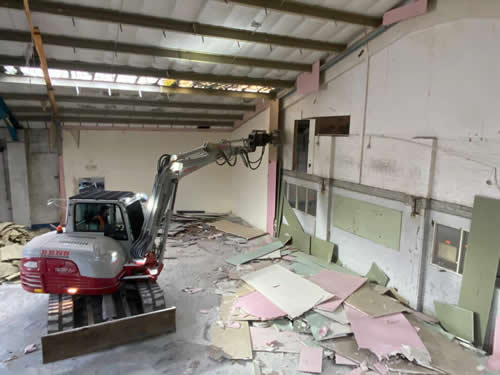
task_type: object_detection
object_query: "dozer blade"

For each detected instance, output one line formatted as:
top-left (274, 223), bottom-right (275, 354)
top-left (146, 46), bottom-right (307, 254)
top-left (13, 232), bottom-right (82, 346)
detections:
top-left (41, 306), bottom-right (176, 363)
top-left (42, 280), bottom-right (175, 363)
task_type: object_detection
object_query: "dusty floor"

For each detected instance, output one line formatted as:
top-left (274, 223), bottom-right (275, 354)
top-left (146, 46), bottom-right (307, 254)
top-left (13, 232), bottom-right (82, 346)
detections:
top-left (0, 228), bottom-right (357, 375)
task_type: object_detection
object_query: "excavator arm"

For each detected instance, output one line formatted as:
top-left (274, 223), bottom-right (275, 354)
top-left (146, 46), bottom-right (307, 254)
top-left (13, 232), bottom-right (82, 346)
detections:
top-left (130, 130), bottom-right (277, 261)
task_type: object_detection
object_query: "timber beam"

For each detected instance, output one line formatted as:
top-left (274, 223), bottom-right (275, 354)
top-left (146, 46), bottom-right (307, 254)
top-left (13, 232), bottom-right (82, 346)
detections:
top-left (0, 0), bottom-right (346, 52)
top-left (0, 29), bottom-right (311, 72)
top-left (0, 92), bottom-right (256, 111)
top-left (222, 0), bottom-right (381, 27)
top-left (0, 55), bottom-right (294, 88)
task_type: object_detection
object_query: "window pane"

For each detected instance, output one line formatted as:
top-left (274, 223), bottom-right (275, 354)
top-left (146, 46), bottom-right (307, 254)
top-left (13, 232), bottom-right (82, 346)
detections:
top-left (432, 224), bottom-right (461, 272)
top-left (75, 203), bottom-right (112, 232)
top-left (289, 184), bottom-right (297, 208)
top-left (295, 120), bottom-right (309, 173)
top-left (307, 189), bottom-right (317, 217)
top-left (297, 186), bottom-right (307, 212)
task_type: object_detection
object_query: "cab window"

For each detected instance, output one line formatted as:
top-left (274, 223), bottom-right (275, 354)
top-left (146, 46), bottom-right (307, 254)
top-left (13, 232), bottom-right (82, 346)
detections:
top-left (74, 203), bottom-right (128, 240)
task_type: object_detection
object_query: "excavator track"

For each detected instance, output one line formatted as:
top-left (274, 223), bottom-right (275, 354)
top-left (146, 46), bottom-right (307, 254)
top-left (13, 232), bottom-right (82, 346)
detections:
top-left (47, 280), bottom-right (166, 334)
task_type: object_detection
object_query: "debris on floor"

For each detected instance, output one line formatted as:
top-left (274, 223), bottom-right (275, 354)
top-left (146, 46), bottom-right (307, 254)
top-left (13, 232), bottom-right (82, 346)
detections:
top-left (189, 214), bottom-right (486, 374)
top-left (0, 222), bottom-right (39, 283)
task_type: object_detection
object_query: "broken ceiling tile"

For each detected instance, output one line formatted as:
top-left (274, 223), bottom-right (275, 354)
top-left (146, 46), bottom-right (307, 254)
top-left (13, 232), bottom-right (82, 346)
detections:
top-left (241, 264), bottom-right (333, 319)
top-left (0, 243), bottom-right (23, 261)
top-left (365, 263), bottom-right (390, 286)
top-left (250, 326), bottom-right (305, 353)
top-left (299, 346), bottom-right (323, 374)
top-left (346, 307), bottom-right (431, 367)
top-left (233, 291), bottom-right (287, 321)
top-left (434, 301), bottom-right (474, 343)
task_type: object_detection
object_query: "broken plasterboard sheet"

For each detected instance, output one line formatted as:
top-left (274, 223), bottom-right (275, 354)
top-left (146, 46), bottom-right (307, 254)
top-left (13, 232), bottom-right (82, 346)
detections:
top-left (258, 249), bottom-right (282, 260)
top-left (220, 293), bottom-right (259, 322)
top-left (299, 346), bottom-right (323, 374)
top-left (279, 222), bottom-right (311, 254)
top-left (434, 302), bottom-right (474, 343)
top-left (313, 305), bottom-right (349, 325)
top-left (241, 264), bottom-right (333, 319)
top-left (309, 269), bottom-right (367, 301)
top-left (250, 326), bottom-right (305, 353)
top-left (0, 243), bottom-right (23, 261)
top-left (336, 354), bottom-right (357, 366)
top-left (458, 196), bottom-right (500, 347)
top-left (365, 263), bottom-right (390, 286)
top-left (233, 291), bottom-right (287, 321)
top-left (315, 298), bottom-right (343, 313)
top-left (210, 320), bottom-right (252, 360)
top-left (211, 220), bottom-right (266, 240)
top-left (346, 307), bottom-right (431, 366)
top-left (345, 284), bottom-right (407, 317)
top-left (293, 252), bottom-right (358, 275)
top-left (283, 199), bottom-right (304, 233)
top-left (0, 262), bottom-right (18, 279)
top-left (310, 237), bottom-right (334, 263)
top-left (225, 239), bottom-right (285, 265)
top-left (408, 315), bottom-right (482, 375)
top-left (304, 311), bottom-right (352, 341)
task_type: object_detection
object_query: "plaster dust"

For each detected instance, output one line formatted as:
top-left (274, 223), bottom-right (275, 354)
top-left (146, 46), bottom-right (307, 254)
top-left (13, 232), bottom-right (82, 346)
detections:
top-left (0, 217), bottom-right (353, 375)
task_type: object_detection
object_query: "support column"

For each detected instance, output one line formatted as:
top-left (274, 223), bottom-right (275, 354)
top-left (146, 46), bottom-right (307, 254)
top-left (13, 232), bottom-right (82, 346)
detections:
top-left (6, 141), bottom-right (31, 227)
top-left (267, 99), bottom-right (279, 234)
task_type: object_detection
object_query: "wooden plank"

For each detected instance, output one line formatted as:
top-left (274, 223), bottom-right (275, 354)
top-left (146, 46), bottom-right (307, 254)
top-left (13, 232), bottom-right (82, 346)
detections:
top-left (434, 302), bottom-right (474, 343)
top-left (211, 220), bottom-right (266, 240)
top-left (458, 196), bottom-right (500, 347)
top-left (333, 194), bottom-right (402, 250)
top-left (41, 307), bottom-right (176, 363)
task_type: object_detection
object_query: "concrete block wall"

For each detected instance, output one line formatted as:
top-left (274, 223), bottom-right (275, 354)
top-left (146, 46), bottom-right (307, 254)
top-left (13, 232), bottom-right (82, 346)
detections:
top-left (280, 0), bottom-right (500, 316)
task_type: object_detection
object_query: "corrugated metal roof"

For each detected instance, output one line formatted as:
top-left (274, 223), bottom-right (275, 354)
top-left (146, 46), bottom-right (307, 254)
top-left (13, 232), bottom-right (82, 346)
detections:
top-left (0, 0), bottom-right (400, 129)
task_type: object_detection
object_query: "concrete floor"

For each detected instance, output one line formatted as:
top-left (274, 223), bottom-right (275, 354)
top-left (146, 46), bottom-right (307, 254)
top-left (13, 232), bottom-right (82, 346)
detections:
top-left (0, 229), bottom-right (354, 375)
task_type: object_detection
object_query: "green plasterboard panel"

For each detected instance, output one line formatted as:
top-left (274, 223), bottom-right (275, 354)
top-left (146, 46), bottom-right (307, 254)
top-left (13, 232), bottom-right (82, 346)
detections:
top-left (434, 302), bottom-right (474, 343)
top-left (311, 237), bottom-right (334, 264)
top-left (283, 199), bottom-right (304, 233)
top-left (332, 194), bottom-right (402, 250)
top-left (458, 196), bottom-right (500, 348)
top-left (225, 239), bottom-right (285, 266)
top-left (279, 222), bottom-right (310, 254)
top-left (365, 263), bottom-right (390, 286)
top-left (292, 252), bottom-right (359, 276)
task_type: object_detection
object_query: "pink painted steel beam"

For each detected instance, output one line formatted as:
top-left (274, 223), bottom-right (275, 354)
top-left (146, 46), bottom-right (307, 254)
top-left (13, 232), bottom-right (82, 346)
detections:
top-left (383, 0), bottom-right (428, 26)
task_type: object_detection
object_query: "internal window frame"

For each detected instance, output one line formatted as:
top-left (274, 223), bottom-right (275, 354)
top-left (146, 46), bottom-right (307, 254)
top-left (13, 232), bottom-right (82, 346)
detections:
top-left (430, 222), bottom-right (468, 275)
top-left (286, 181), bottom-right (317, 218)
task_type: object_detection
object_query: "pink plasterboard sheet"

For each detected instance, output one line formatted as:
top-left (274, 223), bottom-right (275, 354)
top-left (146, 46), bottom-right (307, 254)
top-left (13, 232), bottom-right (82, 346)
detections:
top-left (299, 346), bottom-right (323, 374)
top-left (373, 362), bottom-right (389, 375)
top-left (383, 0), bottom-right (427, 25)
top-left (233, 291), bottom-right (287, 321)
top-left (309, 270), bottom-right (367, 309)
top-left (296, 61), bottom-right (320, 95)
top-left (335, 354), bottom-right (357, 366)
top-left (488, 317), bottom-right (500, 371)
top-left (250, 326), bottom-right (305, 353)
top-left (345, 306), bottom-right (430, 363)
top-left (315, 298), bottom-right (343, 312)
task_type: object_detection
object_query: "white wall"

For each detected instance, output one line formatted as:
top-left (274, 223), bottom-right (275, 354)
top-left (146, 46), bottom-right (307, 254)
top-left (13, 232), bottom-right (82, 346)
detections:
top-left (280, 0), bottom-right (500, 312)
top-left (230, 109), bottom-right (270, 231)
top-left (63, 129), bottom-right (235, 214)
